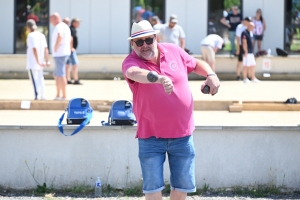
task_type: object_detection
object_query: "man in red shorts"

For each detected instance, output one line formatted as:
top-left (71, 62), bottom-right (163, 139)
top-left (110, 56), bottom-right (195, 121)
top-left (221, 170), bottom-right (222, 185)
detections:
top-left (122, 20), bottom-right (220, 200)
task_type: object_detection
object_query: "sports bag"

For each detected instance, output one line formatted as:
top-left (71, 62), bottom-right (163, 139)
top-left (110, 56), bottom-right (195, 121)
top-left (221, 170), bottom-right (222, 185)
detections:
top-left (58, 98), bottom-right (93, 136)
top-left (101, 100), bottom-right (136, 126)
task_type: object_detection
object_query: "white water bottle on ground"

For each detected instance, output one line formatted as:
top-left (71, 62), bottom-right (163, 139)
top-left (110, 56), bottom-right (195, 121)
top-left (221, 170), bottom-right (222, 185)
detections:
top-left (95, 177), bottom-right (102, 197)
top-left (267, 48), bottom-right (271, 56)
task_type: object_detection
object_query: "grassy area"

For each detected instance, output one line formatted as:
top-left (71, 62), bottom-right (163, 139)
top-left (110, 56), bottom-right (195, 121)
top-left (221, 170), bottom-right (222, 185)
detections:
top-left (2, 183), bottom-right (300, 198)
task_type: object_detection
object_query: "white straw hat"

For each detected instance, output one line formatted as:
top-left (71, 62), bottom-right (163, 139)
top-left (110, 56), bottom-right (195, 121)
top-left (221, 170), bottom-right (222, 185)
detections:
top-left (128, 20), bottom-right (160, 40)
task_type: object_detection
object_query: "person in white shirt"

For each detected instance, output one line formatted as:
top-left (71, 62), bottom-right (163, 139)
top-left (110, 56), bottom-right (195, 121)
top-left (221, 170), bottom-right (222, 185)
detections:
top-left (26, 19), bottom-right (50, 100)
top-left (235, 17), bottom-right (252, 80)
top-left (200, 34), bottom-right (224, 72)
top-left (50, 12), bottom-right (71, 100)
top-left (157, 14), bottom-right (186, 49)
top-left (252, 9), bottom-right (267, 52)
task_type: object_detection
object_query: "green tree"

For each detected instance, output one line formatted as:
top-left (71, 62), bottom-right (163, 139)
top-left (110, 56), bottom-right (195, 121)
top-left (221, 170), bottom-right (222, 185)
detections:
top-left (224, 0), bottom-right (241, 9)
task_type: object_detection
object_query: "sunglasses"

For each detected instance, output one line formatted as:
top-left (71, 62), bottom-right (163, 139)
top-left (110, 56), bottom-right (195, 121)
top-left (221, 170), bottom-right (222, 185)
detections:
top-left (134, 36), bottom-right (155, 47)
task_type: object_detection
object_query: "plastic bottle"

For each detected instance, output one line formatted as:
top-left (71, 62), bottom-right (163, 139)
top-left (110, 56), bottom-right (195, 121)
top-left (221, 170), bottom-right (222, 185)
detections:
top-left (267, 49), bottom-right (271, 56)
top-left (95, 177), bottom-right (102, 197)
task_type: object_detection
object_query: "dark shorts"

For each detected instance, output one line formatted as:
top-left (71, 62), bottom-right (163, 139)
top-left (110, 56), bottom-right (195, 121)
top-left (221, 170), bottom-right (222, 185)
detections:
top-left (254, 35), bottom-right (264, 41)
top-left (238, 45), bottom-right (243, 62)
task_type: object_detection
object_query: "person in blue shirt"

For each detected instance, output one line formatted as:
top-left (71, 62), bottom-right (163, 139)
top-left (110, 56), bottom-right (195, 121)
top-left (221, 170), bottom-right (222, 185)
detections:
top-left (142, 5), bottom-right (154, 22)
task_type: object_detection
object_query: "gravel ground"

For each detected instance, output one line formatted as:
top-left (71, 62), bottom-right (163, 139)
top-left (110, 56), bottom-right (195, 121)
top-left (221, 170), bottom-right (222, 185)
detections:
top-left (1, 197), bottom-right (300, 200)
top-left (1, 190), bottom-right (300, 200)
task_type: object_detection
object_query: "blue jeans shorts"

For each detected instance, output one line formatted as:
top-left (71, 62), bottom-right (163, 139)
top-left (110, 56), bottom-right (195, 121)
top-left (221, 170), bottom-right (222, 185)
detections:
top-left (66, 51), bottom-right (79, 65)
top-left (53, 56), bottom-right (68, 77)
top-left (138, 135), bottom-right (196, 194)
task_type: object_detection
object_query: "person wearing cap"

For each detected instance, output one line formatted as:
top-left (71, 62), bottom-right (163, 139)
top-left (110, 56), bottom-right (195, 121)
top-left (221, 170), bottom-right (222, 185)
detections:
top-left (66, 18), bottom-right (82, 85)
top-left (241, 22), bottom-right (260, 83)
top-left (220, 6), bottom-right (242, 55)
top-left (122, 20), bottom-right (220, 200)
top-left (200, 34), bottom-right (225, 72)
top-left (26, 19), bottom-right (50, 100)
top-left (235, 17), bottom-right (252, 80)
top-left (151, 16), bottom-right (163, 31)
top-left (50, 12), bottom-right (71, 100)
top-left (158, 14), bottom-right (186, 49)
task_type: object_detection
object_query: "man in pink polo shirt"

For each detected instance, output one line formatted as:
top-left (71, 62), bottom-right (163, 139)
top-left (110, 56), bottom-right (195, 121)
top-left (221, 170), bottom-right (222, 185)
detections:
top-left (122, 20), bottom-right (220, 200)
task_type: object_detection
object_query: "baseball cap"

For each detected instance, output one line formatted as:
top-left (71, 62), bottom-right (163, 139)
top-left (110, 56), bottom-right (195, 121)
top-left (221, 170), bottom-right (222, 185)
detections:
top-left (71, 18), bottom-right (82, 24)
top-left (244, 16), bottom-right (252, 22)
top-left (26, 19), bottom-right (37, 30)
top-left (170, 14), bottom-right (178, 23)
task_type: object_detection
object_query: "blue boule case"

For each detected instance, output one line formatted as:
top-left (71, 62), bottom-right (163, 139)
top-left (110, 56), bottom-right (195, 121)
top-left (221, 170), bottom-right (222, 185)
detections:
top-left (67, 98), bottom-right (92, 125)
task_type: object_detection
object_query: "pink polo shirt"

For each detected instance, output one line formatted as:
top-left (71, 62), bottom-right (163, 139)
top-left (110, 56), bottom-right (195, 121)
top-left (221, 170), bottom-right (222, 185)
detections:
top-left (122, 43), bottom-right (197, 139)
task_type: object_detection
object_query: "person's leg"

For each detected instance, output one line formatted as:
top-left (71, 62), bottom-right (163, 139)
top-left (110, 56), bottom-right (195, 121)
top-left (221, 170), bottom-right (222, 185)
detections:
top-left (236, 46), bottom-right (243, 80)
top-left (242, 55), bottom-right (251, 83)
top-left (66, 64), bottom-right (71, 83)
top-left (37, 69), bottom-right (46, 99)
top-left (72, 64), bottom-right (78, 81)
top-left (249, 53), bottom-right (258, 82)
top-left (66, 53), bottom-right (72, 84)
top-left (253, 39), bottom-right (256, 53)
top-left (53, 57), bottom-right (61, 99)
top-left (167, 135), bottom-right (196, 200)
top-left (204, 46), bottom-right (215, 72)
top-left (145, 192), bottom-right (163, 200)
top-left (71, 51), bottom-right (81, 84)
top-left (229, 31), bottom-right (236, 54)
top-left (138, 137), bottom-right (167, 200)
top-left (54, 76), bottom-right (60, 98)
top-left (28, 69), bottom-right (38, 100)
top-left (257, 40), bottom-right (262, 51)
top-left (170, 190), bottom-right (187, 200)
top-left (54, 56), bottom-right (68, 99)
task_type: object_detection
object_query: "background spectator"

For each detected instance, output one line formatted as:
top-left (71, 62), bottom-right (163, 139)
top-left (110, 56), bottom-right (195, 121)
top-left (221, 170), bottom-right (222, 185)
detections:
top-left (27, 10), bottom-right (39, 22)
top-left (235, 17), bottom-right (252, 81)
top-left (220, 6), bottom-right (242, 55)
top-left (142, 5), bottom-right (154, 21)
top-left (158, 14), bottom-right (186, 49)
top-left (26, 19), bottom-right (49, 100)
top-left (66, 18), bottom-right (82, 85)
top-left (200, 34), bottom-right (224, 72)
top-left (252, 9), bottom-right (266, 52)
top-left (151, 16), bottom-right (163, 30)
top-left (241, 22), bottom-right (260, 83)
top-left (50, 12), bottom-right (71, 100)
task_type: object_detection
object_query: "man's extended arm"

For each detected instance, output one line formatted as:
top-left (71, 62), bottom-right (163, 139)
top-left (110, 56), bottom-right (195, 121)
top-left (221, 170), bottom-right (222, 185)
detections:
top-left (193, 59), bottom-right (220, 95)
top-left (126, 67), bottom-right (174, 94)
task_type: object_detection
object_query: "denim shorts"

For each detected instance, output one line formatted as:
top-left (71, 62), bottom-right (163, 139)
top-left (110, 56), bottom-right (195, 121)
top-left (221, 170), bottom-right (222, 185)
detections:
top-left (66, 51), bottom-right (79, 65)
top-left (138, 135), bottom-right (196, 194)
top-left (53, 56), bottom-right (68, 77)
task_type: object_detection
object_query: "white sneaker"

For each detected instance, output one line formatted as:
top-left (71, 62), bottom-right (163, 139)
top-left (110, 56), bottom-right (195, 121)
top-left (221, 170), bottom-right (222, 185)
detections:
top-left (54, 97), bottom-right (61, 100)
top-left (243, 78), bottom-right (252, 83)
top-left (252, 78), bottom-right (261, 83)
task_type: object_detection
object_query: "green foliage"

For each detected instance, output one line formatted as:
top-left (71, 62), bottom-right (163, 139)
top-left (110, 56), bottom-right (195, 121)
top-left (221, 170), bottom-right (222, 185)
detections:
top-left (123, 185), bottom-right (143, 196)
top-left (232, 185), bottom-right (281, 198)
top-left (224, 0), bottom-right (241, 9)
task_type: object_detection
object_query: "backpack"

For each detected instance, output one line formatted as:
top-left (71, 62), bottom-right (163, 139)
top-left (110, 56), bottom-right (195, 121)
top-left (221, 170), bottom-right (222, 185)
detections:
top-left (276, 48), bottom-right (288, 57)
top-left (101, 100), bottom-right (136, 126)
top-left (58, 98), bottom-right (93, 136)
top-left (255, 50), bottom-right (267, 57)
